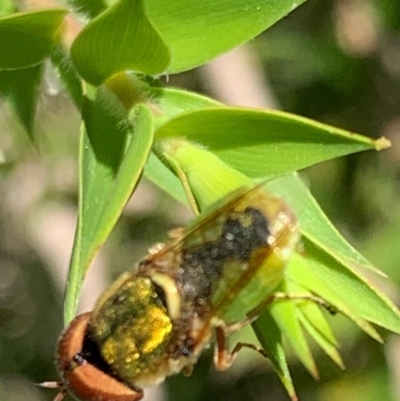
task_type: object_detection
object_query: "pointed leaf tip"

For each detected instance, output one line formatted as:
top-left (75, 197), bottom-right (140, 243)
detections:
top-left (375, 136), bottom-right (391, 151)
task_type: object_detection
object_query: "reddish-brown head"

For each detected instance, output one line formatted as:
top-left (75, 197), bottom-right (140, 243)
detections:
top-left (55, 312), bottom-right (143, 401)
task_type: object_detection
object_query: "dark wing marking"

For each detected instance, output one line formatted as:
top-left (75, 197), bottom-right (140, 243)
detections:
top-left (145, 182), bottom-right (267, 264)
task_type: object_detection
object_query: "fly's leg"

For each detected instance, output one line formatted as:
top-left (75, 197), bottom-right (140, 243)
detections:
top-left (250, 292), bottom-right (337, 316)
top-left (214, 325), bottom-right (232, 370)
top-left (220, 293), bottom-right (335, 338)
top-left (53, 389), bottom-right (68, 401)
top-left (213, 326), bottom-right (267, 371)
top-left (219, 316), bottom-right (258, 336)
top-left (213, 292), bottom-right (336, 370)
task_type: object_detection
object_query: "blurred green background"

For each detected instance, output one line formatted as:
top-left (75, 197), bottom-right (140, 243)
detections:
top-left (1, 0), bottom-right (400, 400)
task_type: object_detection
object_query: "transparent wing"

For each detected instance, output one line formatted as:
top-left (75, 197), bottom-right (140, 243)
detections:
top-left (142, 182), bottom-right (298, 323)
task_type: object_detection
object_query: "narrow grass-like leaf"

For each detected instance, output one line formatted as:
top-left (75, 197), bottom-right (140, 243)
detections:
top-left (269, 288), bottom-right (318, 378)
top-left (253, 310), bottom-right (297, 401)
top-left (155, 108), bottom-right (390, 176)
top-left (298, 239), bottom-right (400, 335)
top-left (284, 279), bottom-right (344, 368)
top-left (144, 152), bottom-right (188, 206)
top-left (299, 303), bottom-right (339, 347)
top-left (0, 9), bottom-right (67, 69)
top-left (298, 309), bottom-right (344, 369)
top-left (265, 173), bottom-right (384, 275)
top-left (288, 253), bottom-right (383, 341)
top-left (286, 280), bottom-right (339, 347)
top-left (64, 89), bottom-right (154, 324)
top-left (145, 0), bottom-right (307, 73)
top-left (0, 64), bottom-right (43, 140)
top-left (71, 0), bottom-right (170, 85)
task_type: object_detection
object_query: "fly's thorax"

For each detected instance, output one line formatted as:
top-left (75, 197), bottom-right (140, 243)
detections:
top-left (88, 276), bottom-right (172, 383)
top-left (138, 244), bottom-right (213, 343)
top-left (85, 272), bottom-right (209, 390)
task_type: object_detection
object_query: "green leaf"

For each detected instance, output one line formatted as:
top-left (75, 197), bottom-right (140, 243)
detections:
top-left (71, 0), bottom-right (170, 85)
top-left (298, 307), bottom-right (344, 369)
top-left (287, 252), bottom-right (383, 342)
top-left (0, 9), bottom-right (67, 69)
top-left (292, 239), bottom-right (400, 336)
top-left (284, 279), bottom-right (344, 368)
top-left (0, 0), bottom-right (15, 17)
top-left (269, 287), bottom-right (318, 378)
top-left (253, 310), bottom-right (297, 401)
top-left (155, 108), bottom-right (390, 176)
top-left (147, 87), bottom-right (221, 129)
top-left (299, 302), bottom-right (339, 347)
top-left (51, 44), bottom-right (83, 109)
top-left (265, 173), bottom-right (383, 275)
top-left (144, 0), bottom-right (307, 73)
top-left (0, 64), bottom-right (43, 140)
top-left (287, 250), bottom-right (400, 342)
top-left (157, 139), bottom-right (252, 213)
top-left (64, 89), bottom-right (154, 324)
top-left (143, 88), bottom-right (221, 204)
top-left (144, 152), bottom-right (188, 206)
